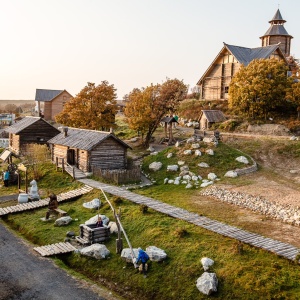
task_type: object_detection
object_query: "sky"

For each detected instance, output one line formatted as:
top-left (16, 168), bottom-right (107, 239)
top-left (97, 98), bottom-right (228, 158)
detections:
top-left (1, 0), bottom-right (300, 100)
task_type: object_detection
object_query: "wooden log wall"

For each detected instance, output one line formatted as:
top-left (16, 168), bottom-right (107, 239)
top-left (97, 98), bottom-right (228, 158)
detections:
top-left (79, 224), bottom-right (110, 243)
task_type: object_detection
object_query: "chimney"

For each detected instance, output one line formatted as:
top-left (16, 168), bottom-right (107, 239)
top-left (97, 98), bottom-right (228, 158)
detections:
top-left (58, 126), bottom-right (68, 137)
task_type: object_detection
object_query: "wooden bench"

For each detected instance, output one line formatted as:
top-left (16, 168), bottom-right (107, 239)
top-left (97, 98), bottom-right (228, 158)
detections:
top-left (53, 208), bottom-right (68, 217)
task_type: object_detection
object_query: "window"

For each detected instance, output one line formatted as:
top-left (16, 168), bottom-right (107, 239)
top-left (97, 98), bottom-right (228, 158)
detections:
top-left (224, 86), bottom-right (229, 93)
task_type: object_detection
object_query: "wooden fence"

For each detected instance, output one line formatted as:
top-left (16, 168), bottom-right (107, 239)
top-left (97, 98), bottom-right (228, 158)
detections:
top-left (92, 166), bottom-right (141, 185)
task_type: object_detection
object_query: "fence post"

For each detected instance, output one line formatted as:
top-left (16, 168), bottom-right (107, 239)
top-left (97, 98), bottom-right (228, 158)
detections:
top-left (62, 158), bottom-right (65, 173)
top-left (56, 157), bottom-right (58, 171)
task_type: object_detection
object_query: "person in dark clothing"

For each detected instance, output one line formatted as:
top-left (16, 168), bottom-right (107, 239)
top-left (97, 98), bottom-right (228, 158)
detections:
top-left (135, 248), bottom-right (149, 277)
top-left (45, 193), bottom-right (58, 219)
top-left (96, 216), bottom-right (103, 227)
top-left (3, 170), bottom-right (9, 187)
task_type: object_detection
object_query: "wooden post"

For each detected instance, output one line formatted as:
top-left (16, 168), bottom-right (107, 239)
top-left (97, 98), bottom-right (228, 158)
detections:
top-left (25, 170), bottom-right (28, 194)
top-left (116, 208), bottom-right (123, 254)
top-left (72, 167), bottom-right (75, 180)
top-left (164, 122), bottom-right (168, 138)
top-left (56, 157), bottom-right (58, 171)
top-left (18, 173), bottom-right (21, 191)
top-left (62, 158), bottom-right (65, 173)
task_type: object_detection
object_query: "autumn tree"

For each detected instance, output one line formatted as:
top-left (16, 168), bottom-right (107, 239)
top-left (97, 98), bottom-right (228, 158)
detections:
top-left (124, 78), bottom-right (187, 147)
top-left (286, 81), bottom-right (300, 119)
top-left (228, 58), bottom-right (293, 119)
top-left (4, 104), bottom-right (18, 113)
top-left (55, 81), bottom-right (117, 131)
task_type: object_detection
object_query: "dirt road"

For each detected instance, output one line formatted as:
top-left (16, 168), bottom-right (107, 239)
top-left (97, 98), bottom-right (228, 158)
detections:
top-left (0, 222), bottom-right (118, 300)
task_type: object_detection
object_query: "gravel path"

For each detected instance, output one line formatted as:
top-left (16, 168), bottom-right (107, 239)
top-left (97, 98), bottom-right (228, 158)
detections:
top-left (0, 222), bottom-right (118, 300)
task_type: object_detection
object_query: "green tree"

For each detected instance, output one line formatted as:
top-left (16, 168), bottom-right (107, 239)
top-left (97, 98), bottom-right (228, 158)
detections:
top-left (124, 78), bottom-right (187, 147)
top-left (228, 58), bottom-right (292, 119)
top-left (55, 81), bottom-right (117, 131)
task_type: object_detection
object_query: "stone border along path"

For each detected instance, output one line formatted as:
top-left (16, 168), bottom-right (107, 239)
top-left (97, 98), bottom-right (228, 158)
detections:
top-left (79, 178), bottom-right (300, 262)
top-left (0, 185), bottom-right (93, 216)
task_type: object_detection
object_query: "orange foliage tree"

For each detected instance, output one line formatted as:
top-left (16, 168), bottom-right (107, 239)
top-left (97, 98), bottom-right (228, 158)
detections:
top-left (55, 81), bottom-right (117, 131)
top-left (124, 78), bottom-right (187, 147)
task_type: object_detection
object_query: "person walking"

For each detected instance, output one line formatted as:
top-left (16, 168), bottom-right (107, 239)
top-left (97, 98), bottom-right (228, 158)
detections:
top-left (135, 248), bottom-right (149, 277)
top-left (3, 170), bottom-right (9, 187)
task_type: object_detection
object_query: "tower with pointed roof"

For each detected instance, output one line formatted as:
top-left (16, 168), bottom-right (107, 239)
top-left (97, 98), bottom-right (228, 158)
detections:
top-left (260, 9), bottom-right (293, 56)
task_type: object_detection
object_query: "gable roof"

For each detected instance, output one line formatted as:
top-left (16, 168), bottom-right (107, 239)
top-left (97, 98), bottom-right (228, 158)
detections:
top-left (197, 43), bottom-right (287, 85)
top-left (47, 128), bottom-right (131, 151)
top-left (35, 89), bottom-right (73, 102)
top-left (161, 116), bottom-right (178, 124)
top-left (4, 117), bottom-right (58, 134)
top-left (200, 110), bottom-right (226, 123)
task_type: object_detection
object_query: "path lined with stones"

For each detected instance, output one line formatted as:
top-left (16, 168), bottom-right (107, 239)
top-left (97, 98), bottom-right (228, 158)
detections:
top-left (79, 179), bottom-right (299, 262)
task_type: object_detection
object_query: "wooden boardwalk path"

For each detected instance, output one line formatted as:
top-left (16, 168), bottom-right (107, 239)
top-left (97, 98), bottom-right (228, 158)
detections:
top-left (0, 185), bottom-right (93, 217)
top-left (34, 242), bottom-right (77, 256)
top-left (79, 179), bottom-right (299, 262)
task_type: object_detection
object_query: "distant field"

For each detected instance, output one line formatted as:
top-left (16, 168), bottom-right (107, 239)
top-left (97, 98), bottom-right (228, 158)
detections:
top-left (0, 100), bottom-right (35, 106)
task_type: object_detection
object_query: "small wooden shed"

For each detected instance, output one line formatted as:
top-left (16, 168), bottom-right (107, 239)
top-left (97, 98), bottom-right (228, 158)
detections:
top-left (5, 117), bottom-right (60, 155)
top-left (160, 116), bottom-right (178, 145)
top-left (199, 110), bottom-right (226, 130)
top-left (47, 127), bottom-right (131, 173)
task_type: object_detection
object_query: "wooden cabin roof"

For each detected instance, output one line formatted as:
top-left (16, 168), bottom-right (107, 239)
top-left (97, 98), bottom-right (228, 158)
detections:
top-left (161, 116), bottom-right (178, 124)
top-left (35, 89), bottom-right (73, 102)
top-left (4, 117), bottom-right (59, 134)
top-left (197, 43), bottom-right (287, 85)
top-left (200, 110), bottom-right (226, 123)
top-left (47, 128), bottom-right (131, 151)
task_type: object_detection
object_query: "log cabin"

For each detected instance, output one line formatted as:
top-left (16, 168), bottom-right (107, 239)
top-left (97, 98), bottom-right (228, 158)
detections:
top-left (35, 89), bottom-right (73, 121)
top-left (47, 127), bottom-right (131, 173)
top-left (197, 9), bottom-right (293, 101)
top-left (5, 117), bottom-right (60, 155)
top-left (199, 110), bottom-right (226, 130)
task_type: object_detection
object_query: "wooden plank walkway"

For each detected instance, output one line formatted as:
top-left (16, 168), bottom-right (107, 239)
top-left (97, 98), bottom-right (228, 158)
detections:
top-left (79, 179), bottom-right (300, 262)
top-left (34, 242), bottom-right (77, 256)
top-left (0, 185), bottom-right (93, 217)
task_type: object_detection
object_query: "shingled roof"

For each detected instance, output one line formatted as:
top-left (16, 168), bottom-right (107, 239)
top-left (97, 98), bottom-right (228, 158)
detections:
top-left (4, 117), bottom-right (56, 134)
top-left (200, 110), bottom-right (226, 123)
top-left (35, 89), bottom-right (73, 102)
top-left (47, 128), bottom-right (131, 151)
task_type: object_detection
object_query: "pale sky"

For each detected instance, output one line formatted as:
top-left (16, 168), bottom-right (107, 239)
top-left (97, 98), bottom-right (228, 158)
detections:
top-left (1, 0), bottom-right (299, 100)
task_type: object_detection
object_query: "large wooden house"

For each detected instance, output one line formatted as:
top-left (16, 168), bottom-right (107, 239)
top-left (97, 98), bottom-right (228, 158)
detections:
top-left (5, 117), bottom-right (60, 155)
top-left (35, 89), bottom-right (73, 121)
top-left (197, 9), bottom-right (293, 101)
top-left (47, 127), bottom-right (131, 173)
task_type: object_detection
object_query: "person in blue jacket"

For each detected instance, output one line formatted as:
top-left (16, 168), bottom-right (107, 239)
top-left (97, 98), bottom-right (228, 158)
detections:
top-left (3, 170), bottom-right (9, 187)
top-left (135, 247), bottom-right (149, 277)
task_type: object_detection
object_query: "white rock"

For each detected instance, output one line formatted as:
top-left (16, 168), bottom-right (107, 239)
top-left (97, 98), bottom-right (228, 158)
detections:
top-left (178, 161), bottom-right (185, 166)
top-left (201, 257), bottom-right (214, 271)
top-left (167, 153), bottom-right (173, 158)
top-left (147, 146), bottom-right (155, 152)
top-left (198, 175), bottom-right (203, 180)
top-left (121, 248), bottom-right (139, 263)
top-left (130, 137), bottom-right (138, 142)
top-left (150, 151), bottom-right (158, 156)
top-left (236, 156), bottom-right (249, 164)
top-left (180, 165), bottom-right (189, 172)
top-left (174, 180), bottom-right (180, 185)
top-left (184, 150), bottom-right (192, 155)
top-left (183, 175), bottom-right (191, 181)
top-left (186, 137), bottom-right (195, 144)
top-left (200, 181), bottom-right (213, 188)
top-left (145, 246), bottom-right (167, 262)
top-left (198, 162), bottom-right (209, 168)
top-left (290, 136), bottom-right (298, 141)
top-left (164, 178), bottom-right (169, 184)
top-left (192, 143), bottom-right (200, 149)
top-left (224, 170), bottom-right (238, 178)
top-left (85, 215), bottom-right (110, 226)
top-left (206, 149), bottom-right (214, 155)
top-left (149, 162), bottom-right (162, 171)
top-left (186, 183), bottom-right (193, 189)
top-left (203, 137), bottom-right (215, 143)
top-left (196, 272), bottom-right (218, 295)
top-left (192, 175), bottom-right (198, 181)
top-left (108, 221), bottom-right (118, 234)
top-left (83, 198), bottom-right (101, 209)
top-left (195, 150), bottom-right (202, 156)
top-left (168, 179), bottom-right (174, 184)
top-left (208, 173), bottom-right (217, 180)
top-left (167, 165), bottom-right (179, 172)
top-left (175, 141), bottom-right (181, 147)
top-left (54, 216), bottom-right (72, 226)
top-left (80, 244), bottom-right (110, 259)
top-left (175, 176), bottom-right (182, 181)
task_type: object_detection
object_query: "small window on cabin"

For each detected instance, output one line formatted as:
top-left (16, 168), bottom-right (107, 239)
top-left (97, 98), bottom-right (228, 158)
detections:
top-left (224, 86), bottom-right (229, 93)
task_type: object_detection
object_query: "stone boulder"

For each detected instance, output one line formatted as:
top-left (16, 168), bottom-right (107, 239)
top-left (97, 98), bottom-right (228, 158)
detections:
top-left (149, 162), bottom-right (162, 171)
top-left (80, 244), bottom-right (110, 259)
top-left (198, 162), bottom-right (209, 168)
top-left (167, 153), bottom-right (173, 158)
top-left (108, 221), bottom-right (118, 234)
top-left (196, 272), bottom-right (218, 295)
top-left (147, 146), bottom-right (155, 152)
top-left (178, 161), bottom-right (185, 165)
top-left (183, 150), bottom-right (192, 155)
top-left (85, 214), bottom-right (109, 226)
top-left (200, 181), bottom-right (213, 188)
top-left (201, 257), bottom-right (214, 271)
top-left (207, 173), bottom-right (217, 181)
top-left (121, 248), bottom-right (139, 263)
top-left (145, 246), bottom-right (167, 262)
top-left (224, 170), bottom-right (238, 178)
top-left (206, 149), bottom-right (214, 155)
top-left (167, 165), bottom-right (179, 172)
top-left (175, 141), bottom-right (181, 147)
top-left (82, 198), bottom-right (101, 209)
top-left (236, 156), bottom-right (249, 164)
top-left (192, 143), bottom-right (200, 149)
top-left (195, 150), bottom-right (202, 156)
top-left (54, 216), bottom-right (72, 226)
top-left (203, 137), bottom-right (215, 143)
